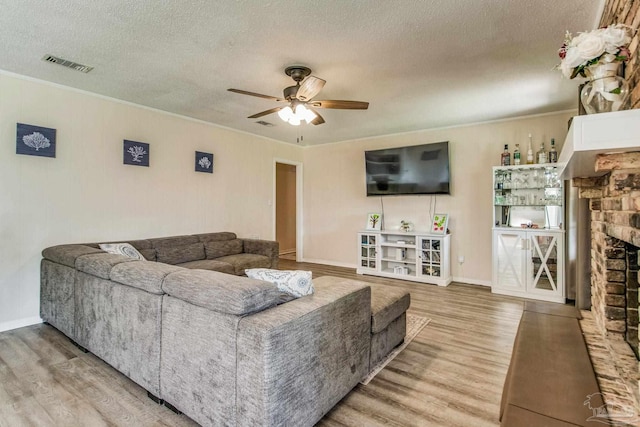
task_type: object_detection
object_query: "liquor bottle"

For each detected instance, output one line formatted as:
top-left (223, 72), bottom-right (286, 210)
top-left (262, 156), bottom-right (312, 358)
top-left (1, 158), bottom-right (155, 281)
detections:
top-left (501, 144), bottom-right (511, 166)
top-left (513, 144), bottom-right (521, 165)
top-left (537, 141), bottom-right (547, 164)
top-left (548, 138), bottom-right (558, 163)
top-left (526, 134), bottom-right (534, 164)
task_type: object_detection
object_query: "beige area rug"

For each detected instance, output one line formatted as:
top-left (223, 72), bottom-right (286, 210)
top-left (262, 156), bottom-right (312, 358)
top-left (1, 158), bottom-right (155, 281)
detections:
top-left (360, 314), bottom-right (431, 385)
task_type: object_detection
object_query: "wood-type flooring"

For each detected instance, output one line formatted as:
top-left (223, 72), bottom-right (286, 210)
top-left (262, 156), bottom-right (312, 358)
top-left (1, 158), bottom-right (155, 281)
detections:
top-left (0, 260), bottom-right (525, 426)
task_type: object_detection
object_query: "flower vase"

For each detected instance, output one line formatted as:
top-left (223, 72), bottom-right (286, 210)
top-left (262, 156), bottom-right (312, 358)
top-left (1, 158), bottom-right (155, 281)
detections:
top-left (580, 62), bottom-right (629, 114)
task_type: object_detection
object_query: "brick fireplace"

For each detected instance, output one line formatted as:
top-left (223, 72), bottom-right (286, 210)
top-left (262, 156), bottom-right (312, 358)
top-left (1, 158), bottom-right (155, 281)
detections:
top-left (574, 151), bottom-right (640, 408)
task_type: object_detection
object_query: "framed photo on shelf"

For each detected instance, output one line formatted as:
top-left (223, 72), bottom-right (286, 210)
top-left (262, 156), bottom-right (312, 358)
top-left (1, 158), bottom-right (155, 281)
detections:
top-left (431, 213), bottom-right (449, 234)
top-left (366, 213), bottom-right (382, 230)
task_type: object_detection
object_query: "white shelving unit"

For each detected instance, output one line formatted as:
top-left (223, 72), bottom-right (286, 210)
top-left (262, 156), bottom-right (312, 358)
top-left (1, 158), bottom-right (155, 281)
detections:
top-left (491, 164), bottom-right (565, 303)
top-left (357, 230), bottom-right (451, 286)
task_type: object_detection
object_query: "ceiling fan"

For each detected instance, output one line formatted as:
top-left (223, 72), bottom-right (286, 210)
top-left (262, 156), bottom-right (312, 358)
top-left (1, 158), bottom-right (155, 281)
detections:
top-left (228, 66), bottom-right (369, 126)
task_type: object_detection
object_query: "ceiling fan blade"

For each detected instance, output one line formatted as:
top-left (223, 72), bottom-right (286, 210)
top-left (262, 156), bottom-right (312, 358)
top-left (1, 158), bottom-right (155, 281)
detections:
top-left (309, 108), bottom-right (325, 125)
top-left (296, 76), bottom-right (326, 101)
top-left (309, 100), bottom-right (369, 110)
top-left (247, 107), bottom-right (283, 119)
top-left (228, 88), bottom-right (286, 102)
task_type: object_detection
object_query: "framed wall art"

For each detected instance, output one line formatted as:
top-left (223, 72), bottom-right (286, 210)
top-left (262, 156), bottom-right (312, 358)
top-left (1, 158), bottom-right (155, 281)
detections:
top-left (16, 123), bottom-right (56, 158)
top-left (431, 213), bottom-right (449, 234)
top-left (123, 140), bottom-right (149, 167)
top-left (366, 213), bottom-right (383, 230)
top-left (195, 151), bottom-right (213, 173)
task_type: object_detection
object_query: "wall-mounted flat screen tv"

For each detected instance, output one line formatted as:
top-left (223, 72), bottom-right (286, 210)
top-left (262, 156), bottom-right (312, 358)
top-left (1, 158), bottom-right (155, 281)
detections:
top-left (365, 141), bottom-right (450, 196)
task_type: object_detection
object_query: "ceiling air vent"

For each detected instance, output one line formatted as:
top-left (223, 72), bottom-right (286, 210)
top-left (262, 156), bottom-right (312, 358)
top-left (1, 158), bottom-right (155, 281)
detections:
top-left (255, 120), bottom-right (275, 127)
top-left (42, 55), bottom-right (93, 73)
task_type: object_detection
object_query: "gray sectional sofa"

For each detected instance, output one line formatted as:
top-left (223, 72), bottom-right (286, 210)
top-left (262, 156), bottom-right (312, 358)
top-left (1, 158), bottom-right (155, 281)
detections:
top-left (40, 231), bottom-right (408, 426)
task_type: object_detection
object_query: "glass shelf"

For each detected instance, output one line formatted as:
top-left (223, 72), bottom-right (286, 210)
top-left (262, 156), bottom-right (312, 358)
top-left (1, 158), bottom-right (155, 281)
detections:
top-left (495, 203), bottom-right (562, 207)
top-left (495, 186), bottom-right (562, 191)
top-left (493, 165), bottom-right (564, 229)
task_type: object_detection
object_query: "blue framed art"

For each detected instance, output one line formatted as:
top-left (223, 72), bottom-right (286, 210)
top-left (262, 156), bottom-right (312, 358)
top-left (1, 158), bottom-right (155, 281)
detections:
top-left (16, 123), bottom-right (56, 158)
top-left (195, 151), bottom-right (213, 173)
top-left (123, 140), bottom-right (149, 167)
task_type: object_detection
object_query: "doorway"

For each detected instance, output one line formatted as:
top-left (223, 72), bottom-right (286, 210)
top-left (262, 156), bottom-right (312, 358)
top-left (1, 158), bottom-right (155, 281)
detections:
top-left (275, 160), bottom-right (302, 261)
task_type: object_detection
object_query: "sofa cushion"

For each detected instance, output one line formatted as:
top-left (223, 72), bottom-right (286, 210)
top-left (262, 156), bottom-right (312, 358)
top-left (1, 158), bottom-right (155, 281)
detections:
top-left (42, 244), bottom-right (104, 268)
top-left (216, 253), bottom-right (271, 275)
top-left (76, 253), bottom-right (136, 279)
top-left (194, 232), bottom-right (237, 243)
top-left (205, 239), bottom-right (244, 259)
top-left (245, 268), bottom-right (314, 298)
top-left (99, 243), bottom-right (146, 260)
top-left (110, 261), bottom-right (183, 294)
top-left (156, 243), bottom-right (205, 265)
top-left (176, 259), bottom-right (236, 275)
top-left (149, 235), bottom-right (199, 248)
top-left (138, 248), bottom-right (157, 262)
top-left (162, 269), bottom-right (281, 315)
top-left (368, 284), bottom-right (411, 334)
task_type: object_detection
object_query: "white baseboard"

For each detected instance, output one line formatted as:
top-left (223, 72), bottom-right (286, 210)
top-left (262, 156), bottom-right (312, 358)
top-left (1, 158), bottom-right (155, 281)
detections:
top-left (294, 259), bottom-right (491, 287)
top-left (299, 258), bottom-right (358, 269)
top-left (452, 276), bottom-right (491, 287)
top-left (0, 316), bottom-right (43, 333)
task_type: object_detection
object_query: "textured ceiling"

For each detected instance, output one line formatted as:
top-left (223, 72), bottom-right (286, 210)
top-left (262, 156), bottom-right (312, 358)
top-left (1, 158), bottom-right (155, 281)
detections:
top-left (0, 0), bottom-right (603, 145)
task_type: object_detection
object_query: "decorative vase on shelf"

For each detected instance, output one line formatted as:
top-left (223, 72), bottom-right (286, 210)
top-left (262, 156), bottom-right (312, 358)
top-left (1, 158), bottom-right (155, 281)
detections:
top-left (580, 62), bottom-right (630, 114)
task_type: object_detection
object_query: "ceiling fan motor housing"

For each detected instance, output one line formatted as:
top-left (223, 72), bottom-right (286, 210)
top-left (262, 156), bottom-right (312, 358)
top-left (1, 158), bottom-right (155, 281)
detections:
top-left (284, 66), bottom-right (311, 82)
top-left (283, 85), bottom-right (298, 100)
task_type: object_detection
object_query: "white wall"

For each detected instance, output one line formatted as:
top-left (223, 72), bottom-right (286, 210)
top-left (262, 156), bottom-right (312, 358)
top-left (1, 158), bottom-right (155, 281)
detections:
top-left (302, 112), bottom-right (574, 284)
top-left (0, 72), bottom-right (303, 331)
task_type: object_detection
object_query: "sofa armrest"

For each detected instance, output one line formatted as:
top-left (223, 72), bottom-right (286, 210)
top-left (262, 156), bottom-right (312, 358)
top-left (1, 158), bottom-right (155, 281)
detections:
top-left (242, 239), bottom-right (279, 269)
top-left (236, 278), bottom-right (371, 427)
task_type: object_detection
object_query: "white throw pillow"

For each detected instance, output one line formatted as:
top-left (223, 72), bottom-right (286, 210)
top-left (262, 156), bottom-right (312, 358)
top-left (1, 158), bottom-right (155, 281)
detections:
top-left (99, 243), bottom-right (146, 261)
top-left (245, 268), bottom-right (314, 298)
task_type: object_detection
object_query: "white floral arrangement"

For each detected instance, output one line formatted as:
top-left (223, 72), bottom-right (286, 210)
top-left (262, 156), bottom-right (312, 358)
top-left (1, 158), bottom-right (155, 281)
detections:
top-left (558, 24), bottom-right (632, 79)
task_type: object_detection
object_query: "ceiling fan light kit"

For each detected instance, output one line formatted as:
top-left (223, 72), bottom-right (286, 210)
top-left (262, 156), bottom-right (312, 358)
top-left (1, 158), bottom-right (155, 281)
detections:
top-left (228, 66), bottom-right (369, 126)
top-left (278, 104), bottom-right (317, 125)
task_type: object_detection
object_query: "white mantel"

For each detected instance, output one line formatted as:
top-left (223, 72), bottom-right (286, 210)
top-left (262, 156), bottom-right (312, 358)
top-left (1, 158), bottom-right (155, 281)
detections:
top-left (559, 109), bottom-right (640, 179)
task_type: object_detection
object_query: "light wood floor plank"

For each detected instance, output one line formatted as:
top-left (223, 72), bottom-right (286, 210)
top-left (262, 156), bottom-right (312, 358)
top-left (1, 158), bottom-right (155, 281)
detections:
top-left (0, 260), bottom-right (525, 426)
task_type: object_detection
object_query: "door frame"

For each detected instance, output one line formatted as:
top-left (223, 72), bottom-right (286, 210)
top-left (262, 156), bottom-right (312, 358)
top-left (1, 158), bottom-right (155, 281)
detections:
top-left (273, 158), bottom-right (303, 262)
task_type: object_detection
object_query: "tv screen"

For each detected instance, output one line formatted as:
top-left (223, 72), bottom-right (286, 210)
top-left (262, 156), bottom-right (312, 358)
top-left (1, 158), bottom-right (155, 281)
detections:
top-left (365, 141), bottom-right (450, 196)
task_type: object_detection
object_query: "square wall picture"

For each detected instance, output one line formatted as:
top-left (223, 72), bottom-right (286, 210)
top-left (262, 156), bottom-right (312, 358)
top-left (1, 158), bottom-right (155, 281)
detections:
top-left (195, 151), bottom-right (213, 173)
top-left (123, 140), bottom-right (149, 167)
top-left (366, 213), bottom-right (382, 230)
top-left (16, 123), bottom-right (56, 158)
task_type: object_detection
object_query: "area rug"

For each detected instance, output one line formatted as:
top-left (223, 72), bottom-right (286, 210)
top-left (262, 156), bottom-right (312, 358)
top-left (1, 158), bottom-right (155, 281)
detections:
top-left (360, 314), bottom-right (431, 385)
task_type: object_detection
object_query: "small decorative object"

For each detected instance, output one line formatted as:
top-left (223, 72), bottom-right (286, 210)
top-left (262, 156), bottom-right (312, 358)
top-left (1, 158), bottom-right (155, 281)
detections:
top-left (366, 213), bottom-right (382, 230)
top-left (395, 248), bottom-right (406, 261)
top-left (431, 213), bottom-right (449, 234)
top-left (123, 140), bottom-right (149, 166)
top-left (16, 123), bottom-right (56, 158)
top-left (393, 265), bottom-right (408, 275)
top-left (195, 151), bottom-right (214, 173)
top-left (399, 220), bottom-right (413, 232)
top-left (557, 24), bottom-right (633, 114)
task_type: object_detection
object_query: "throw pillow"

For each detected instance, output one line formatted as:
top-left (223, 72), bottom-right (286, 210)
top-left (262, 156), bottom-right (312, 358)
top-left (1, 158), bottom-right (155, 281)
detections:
top-left (245, 268), bottom-right (314, 298)
top-left (99, 243), bottom-right (146, 261)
